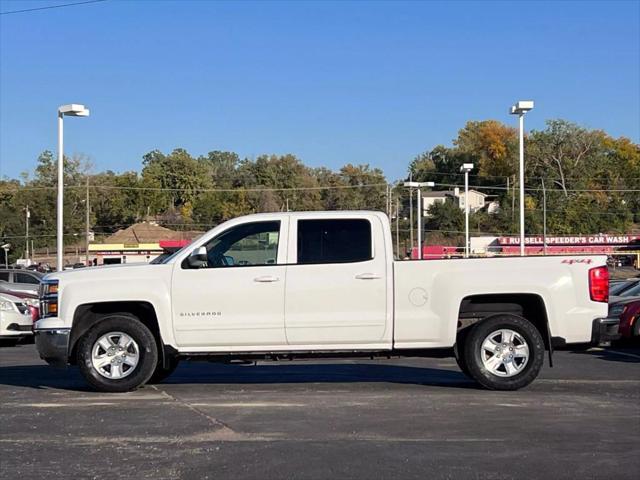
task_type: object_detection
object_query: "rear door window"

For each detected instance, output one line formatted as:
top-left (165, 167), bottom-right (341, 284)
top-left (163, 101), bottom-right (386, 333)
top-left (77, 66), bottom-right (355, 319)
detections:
top-left (0, 271), bottom-right (9, 282)
top-left (15, 273), bottom-right (40, 284)
top-left (297, 219), bottom-right (372, 264)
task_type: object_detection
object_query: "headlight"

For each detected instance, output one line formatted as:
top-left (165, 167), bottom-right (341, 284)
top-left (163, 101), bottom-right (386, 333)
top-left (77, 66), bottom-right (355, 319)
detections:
top-left (41, 282), bottom-right (59, 296)
top-left (25, 298), bottom-right (39, 307)
top-left (0, 300), bottom-right (15, 311)
top-left (40, 279), bottom-right (59, 318)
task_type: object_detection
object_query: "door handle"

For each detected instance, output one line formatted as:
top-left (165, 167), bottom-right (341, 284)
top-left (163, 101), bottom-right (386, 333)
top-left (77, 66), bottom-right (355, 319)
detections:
top-left (355, 273), bottom-right (382, 280)
top-left (254, 275), bottom-right (280, 283)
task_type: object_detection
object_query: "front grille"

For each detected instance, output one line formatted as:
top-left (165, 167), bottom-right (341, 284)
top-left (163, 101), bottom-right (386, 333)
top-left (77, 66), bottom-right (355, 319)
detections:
top-left (6, 323), bottom-right (32, 331)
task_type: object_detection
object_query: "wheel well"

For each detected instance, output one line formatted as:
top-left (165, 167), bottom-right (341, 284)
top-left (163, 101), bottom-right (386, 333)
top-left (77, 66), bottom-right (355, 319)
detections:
top-left (457, 294), bottom-right (550, 350)
top-left (69, 301), bottom-right (164, 365)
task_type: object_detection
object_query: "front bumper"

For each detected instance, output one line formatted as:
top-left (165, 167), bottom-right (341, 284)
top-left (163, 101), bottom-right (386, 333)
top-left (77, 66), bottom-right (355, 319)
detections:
top-left (591, 318), bottom-right (620, 346)
top-left (34, 328), bottom-right (70, 367)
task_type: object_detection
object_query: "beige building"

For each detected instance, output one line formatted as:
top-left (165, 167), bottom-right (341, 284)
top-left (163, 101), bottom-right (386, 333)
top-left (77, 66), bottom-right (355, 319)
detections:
top-left (422, 188), bottom-right (493, 215)
top-left (88, 222), bottom-right (202, 265)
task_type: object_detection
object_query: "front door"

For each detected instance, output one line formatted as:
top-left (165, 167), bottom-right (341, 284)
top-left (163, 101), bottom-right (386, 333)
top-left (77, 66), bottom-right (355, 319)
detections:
top-left (284, 217), bottom-right (389, 346)
top-left (171, 219), bottom-right (287, 349)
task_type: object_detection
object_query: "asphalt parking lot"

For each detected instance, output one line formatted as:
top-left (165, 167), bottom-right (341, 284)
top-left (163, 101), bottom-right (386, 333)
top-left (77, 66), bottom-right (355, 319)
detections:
top-left (1, 343), bottom-right (639, 480)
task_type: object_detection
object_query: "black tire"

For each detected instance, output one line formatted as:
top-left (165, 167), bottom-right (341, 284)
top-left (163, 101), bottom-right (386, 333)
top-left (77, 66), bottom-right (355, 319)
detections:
top-left (148, 355), bottom-right (179, 384)
top-left (76, 313), bottom-right (158, 392)
top-left (463, 314), bottom-right (545, 391)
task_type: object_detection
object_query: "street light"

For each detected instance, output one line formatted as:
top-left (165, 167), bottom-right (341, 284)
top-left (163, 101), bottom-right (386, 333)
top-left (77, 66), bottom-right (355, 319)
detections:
top-left (1, 243), bottom-right (10, 269)
top-left (57, 104), bottom-right (90, 272)
top-left (460, 163), bottom-right (474, 258)
top-left (403, 181), bottom-right (435, 259)
top-left (510, 100), bottom-right (534, 256)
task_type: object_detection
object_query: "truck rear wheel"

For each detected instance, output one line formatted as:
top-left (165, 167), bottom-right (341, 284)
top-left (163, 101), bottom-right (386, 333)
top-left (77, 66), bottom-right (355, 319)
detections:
top-left (463, 314), bottom-right (544, 390)
top-left (76, 314), bottom-right (158, 392)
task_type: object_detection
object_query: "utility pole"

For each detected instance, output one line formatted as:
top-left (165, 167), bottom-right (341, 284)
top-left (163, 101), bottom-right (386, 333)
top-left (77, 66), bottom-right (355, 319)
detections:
top-left (25, 205), bottom-right (30, 263)
top-left (542, 178), bottom-right (547, 255)
top-left (403, 181), bottom-right (434, 260)
top-left (85, 177), bottom-right (90, 266)
top-left (511, 175), bottom-right (515, 226)
top-left (460, 164), bottom-right (474, 258)
top-left (408, 172), bottom-right (414, 255)
top-left (395, 197), bottom-right (400, 259)
top-left (417, 188), bottom-right (422, 259)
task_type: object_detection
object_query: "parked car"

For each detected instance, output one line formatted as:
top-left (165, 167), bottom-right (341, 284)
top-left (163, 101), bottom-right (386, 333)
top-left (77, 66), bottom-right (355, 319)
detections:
top-left (0, 286), bottom-right (39, 322)
top-left (609, 280), bottom-right (640, 304)
top-left (34, 211), bottom-right (612, 393)
top-left (618, 299), bottom-right (640, 339)
top-left (26, 263), bottom-right (53, 273)
top-left (610, 279), bottom-right (635, 296)
top-left (0, 292), bottom-right (34, 346)
top-left (0, 268), bottom-right (43, 294)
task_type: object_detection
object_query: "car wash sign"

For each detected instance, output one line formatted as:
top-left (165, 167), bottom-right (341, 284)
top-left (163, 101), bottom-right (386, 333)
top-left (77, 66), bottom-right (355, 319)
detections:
top-left (498, 235), bottom-right (640, 246)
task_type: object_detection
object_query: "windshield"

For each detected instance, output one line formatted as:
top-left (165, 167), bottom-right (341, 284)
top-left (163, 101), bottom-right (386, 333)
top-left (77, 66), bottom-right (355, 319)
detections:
top-left (153, 249), bottom-right (185, 265)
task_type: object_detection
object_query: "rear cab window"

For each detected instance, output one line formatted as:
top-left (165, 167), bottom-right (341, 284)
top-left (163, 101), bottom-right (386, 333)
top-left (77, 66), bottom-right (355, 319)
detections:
top-left (296, 219), bottom-right (372, 264)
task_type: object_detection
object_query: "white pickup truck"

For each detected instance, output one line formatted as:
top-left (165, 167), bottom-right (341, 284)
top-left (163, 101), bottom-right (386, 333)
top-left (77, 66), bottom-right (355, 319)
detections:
top-left (34, 211), bottom-right (616, 392)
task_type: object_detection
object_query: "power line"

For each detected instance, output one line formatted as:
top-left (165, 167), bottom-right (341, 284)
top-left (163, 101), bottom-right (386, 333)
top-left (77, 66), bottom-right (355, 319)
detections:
top-left (3, 181), bottom-right (640, 194)
top-left (0, 182), bottom-right (390, 193)
top-left (0, 0), bottom-right (108, 16)
top-left (435, 182), bottom-right (640, 193)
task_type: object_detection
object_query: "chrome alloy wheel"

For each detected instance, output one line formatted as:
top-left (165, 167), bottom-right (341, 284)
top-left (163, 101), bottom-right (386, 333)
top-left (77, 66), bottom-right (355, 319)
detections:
top-left (91, 332), bottom-right (140, 380)
top-left (481, 329), bottom-right (529, 377)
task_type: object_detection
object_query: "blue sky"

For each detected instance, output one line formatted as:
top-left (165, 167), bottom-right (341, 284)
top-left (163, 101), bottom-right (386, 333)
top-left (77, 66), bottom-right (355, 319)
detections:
top-left (0, 0), bottom-right (638, 181)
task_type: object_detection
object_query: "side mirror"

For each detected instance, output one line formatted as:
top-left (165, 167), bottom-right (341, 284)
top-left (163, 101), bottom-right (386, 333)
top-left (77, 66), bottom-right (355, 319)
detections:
top-left (187, 246), bottom-right (208, 268)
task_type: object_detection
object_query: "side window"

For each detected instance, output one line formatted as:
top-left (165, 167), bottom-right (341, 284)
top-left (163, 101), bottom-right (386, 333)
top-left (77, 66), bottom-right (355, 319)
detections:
top-left (199, 221), bottom-right (280, 268)
top-left (0, 272), bottom-right (9, 282)
top-left (297, 219), bottom-right (372, 264)
top-left (16, 273), bottom-right (40, 284)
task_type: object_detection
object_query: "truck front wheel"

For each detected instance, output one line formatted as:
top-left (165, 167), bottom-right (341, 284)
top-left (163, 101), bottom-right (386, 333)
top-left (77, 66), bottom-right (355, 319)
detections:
top-left (463, 314), bottom-right (544, 390)
top-left (76, 314), bottom-right (158, 392)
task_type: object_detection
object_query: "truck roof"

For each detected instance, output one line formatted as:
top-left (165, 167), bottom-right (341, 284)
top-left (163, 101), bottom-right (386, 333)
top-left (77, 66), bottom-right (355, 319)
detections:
top-left (232, 210), bottom-right (388, 220)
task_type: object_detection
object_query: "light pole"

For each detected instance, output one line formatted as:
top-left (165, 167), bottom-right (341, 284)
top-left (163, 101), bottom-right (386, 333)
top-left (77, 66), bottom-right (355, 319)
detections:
top-left (460, 163), bottom-right (474, 258)
top-left (403, 181), bottom-right (435, 259)
top-left (408, 172), bottom-right (414, 254)
top-left (541, 178), bottom-right (547, 255)
top-left (25, 205), bottom-right (30, 263)
top-left (57, 104), bottom-right (90, 272)
top-left (1, 244), bottom-right (9, 269)
top-left (510, 100), bottom-right (534, 256)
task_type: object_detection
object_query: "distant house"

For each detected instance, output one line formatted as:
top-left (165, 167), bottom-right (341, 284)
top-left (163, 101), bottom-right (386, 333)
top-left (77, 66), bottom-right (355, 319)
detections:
top-left (421, 190), bottom-right (455, 213)
top-left (422, 188), bottom-right (496, 215)
top-left (88, 222), bottom-right (202, 265)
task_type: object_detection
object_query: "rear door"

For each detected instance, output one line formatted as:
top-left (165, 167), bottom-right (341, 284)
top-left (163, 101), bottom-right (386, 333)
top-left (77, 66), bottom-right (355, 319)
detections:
top-left (284, 216), bottom-right (389, 347)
